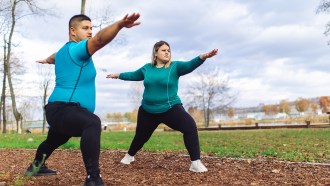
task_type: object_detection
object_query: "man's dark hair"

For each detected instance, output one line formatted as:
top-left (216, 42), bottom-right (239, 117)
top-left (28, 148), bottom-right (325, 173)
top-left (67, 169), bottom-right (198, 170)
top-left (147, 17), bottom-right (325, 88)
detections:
top-left (69, 14), bottom-right (91, 29)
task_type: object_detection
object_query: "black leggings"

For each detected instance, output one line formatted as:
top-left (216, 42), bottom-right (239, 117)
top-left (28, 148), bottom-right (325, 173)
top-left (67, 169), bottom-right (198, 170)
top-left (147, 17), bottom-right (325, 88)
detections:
top-left (128, 104), bottom-right (201, 161)
top-left (34, 102), bottom-right (102, 175)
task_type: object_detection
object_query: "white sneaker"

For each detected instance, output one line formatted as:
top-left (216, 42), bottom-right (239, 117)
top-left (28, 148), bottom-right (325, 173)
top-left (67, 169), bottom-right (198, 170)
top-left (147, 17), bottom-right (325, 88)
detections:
top-left (189, 160), bottom-right (208, 173)
top-left (120, 153), bottom-right (135, 164)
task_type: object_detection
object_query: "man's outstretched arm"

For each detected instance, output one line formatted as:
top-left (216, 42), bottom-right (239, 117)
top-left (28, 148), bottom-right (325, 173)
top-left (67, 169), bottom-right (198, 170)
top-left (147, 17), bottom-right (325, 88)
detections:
top-left (88, 13), bottom-right (140, 55)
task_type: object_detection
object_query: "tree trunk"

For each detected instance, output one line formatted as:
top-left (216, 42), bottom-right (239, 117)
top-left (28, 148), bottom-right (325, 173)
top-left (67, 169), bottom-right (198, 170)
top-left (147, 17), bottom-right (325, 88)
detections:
top-left (42, 82), bottom-right (49, 134)
top-left (1, 36), bottom-right (7, 133)
top-left (1, 82), bottom-right (6, 133)
top-left (7, 66), bottom-right (23, 134)
top-left (207, 108), bottom-right (210, 127)
top-left (202, 98), bottom-right (207, 127)
top-left (81, 0), bottom-right (86, 14)
top-left (204, 107), bottom-right (210, 128)
top-left (6, 0), bottom-right (23, 134)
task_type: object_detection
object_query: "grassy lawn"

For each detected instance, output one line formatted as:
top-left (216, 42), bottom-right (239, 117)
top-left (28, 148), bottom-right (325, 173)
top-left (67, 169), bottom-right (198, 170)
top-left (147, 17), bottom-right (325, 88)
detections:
top-left (0, 128), bottom-right (329, 163)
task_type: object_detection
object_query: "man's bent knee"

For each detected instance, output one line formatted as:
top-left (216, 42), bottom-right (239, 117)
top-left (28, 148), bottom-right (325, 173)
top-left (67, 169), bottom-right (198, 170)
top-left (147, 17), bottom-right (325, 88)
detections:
top-left (90, 116), bottom-right (102, 131)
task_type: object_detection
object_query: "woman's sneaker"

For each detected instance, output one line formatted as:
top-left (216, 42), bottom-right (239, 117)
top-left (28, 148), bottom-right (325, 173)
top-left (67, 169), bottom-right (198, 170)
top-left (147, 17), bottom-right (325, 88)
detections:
top-left (189, 160), bottom-right (208, 173)
top-left (25, 162), bottom-right (57, 176)
top-left (120, 153), bottom-right (135, 164)
top-left (83, 174), bottom-right (104, 186)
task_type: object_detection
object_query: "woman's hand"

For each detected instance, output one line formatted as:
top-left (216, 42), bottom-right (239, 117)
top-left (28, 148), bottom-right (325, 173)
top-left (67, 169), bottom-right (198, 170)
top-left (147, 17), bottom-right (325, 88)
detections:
top-left (200, 49), bottom-right (218, 60)
top-left (106, 74), bottom-right (120, 79)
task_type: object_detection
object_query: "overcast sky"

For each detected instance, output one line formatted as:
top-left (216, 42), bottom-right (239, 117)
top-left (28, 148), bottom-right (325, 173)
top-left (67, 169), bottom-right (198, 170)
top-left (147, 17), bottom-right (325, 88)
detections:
top-left (8, 0), bottom-right (330, 119)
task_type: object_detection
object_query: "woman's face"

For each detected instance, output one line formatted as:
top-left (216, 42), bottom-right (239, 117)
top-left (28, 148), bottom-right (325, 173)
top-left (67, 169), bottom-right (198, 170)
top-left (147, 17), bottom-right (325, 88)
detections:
top-left (155, 44), bottom-right (171, 64)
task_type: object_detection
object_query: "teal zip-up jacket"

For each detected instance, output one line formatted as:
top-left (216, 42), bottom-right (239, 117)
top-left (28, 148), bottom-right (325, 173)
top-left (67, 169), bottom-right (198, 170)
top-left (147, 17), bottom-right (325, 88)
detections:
top-left (119, 56), bottom-right (205, 114)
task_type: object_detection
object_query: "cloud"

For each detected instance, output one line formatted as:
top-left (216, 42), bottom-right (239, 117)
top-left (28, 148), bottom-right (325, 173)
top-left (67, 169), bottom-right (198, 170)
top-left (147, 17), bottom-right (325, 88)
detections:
top-left (5, 0), bottom-right (330, 119)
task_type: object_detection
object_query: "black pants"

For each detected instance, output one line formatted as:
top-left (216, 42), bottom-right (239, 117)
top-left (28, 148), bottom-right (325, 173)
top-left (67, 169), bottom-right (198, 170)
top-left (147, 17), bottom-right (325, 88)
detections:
top-left (128, 104), bottom-right (201, 161)
top-left (34, 102), bottom-right (102, 175)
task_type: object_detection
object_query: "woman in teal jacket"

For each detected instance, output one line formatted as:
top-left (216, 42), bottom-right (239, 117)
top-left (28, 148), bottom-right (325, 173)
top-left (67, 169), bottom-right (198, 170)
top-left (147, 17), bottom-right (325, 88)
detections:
top-left (107, 40), bottom-right (218, 172)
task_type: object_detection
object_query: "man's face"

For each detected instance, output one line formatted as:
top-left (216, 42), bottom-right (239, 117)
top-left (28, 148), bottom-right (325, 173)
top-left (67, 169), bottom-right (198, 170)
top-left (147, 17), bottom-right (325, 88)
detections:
top-left (71, 20), bottom-right (92, 42)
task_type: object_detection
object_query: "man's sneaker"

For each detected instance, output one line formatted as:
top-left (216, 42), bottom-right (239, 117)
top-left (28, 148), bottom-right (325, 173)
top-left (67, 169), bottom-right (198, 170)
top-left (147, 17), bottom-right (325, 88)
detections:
top-left (120, 153), bottom-right (135, 164)
top-left (25, 163), bottom-right (57, 176)
top-left (83, 174), bottom-right (104, 186)
top-left (189, 160), bottom-right (208, 173)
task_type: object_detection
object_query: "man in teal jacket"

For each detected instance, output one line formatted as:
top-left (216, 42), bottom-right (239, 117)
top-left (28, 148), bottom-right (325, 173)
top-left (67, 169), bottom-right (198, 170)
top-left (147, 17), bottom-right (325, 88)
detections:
top-left (25, 13), bottom-right (140, 186)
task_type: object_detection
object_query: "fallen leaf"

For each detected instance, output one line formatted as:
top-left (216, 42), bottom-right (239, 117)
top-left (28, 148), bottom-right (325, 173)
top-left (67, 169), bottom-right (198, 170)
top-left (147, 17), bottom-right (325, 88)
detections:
top-left (271, 169), bottom-right (280, 174)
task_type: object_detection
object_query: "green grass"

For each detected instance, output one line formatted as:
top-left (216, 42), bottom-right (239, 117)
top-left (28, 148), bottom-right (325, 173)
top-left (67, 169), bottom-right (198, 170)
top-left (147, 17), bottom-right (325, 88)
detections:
top-left (0, 128), bottom-right (329, 163)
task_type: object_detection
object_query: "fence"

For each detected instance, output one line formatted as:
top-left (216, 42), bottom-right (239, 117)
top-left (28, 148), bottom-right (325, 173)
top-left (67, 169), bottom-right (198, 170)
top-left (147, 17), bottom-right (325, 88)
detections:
top-left (164, 121), bottom-right (330, 131)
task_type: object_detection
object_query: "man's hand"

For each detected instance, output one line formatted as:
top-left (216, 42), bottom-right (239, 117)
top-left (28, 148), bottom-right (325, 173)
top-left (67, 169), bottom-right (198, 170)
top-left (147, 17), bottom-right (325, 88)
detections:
top-left (36, 59), bottom-right (54, 64)
top-left (119, 13), bottom-right (141, 28)
top-left (36, 53), bottom-right (56, 64)
top-left (87, 13), bottom-right (141, 55)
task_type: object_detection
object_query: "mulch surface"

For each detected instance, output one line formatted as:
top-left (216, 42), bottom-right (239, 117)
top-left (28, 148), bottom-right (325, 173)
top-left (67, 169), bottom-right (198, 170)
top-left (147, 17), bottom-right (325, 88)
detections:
top-left (0, 149), bottom-right (329, 185)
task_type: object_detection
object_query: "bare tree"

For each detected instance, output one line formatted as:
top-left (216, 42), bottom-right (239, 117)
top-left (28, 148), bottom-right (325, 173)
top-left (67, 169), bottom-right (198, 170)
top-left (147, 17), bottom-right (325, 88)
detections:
top-left (88, 3), bottom-right (127, 47)
top-left (128, 81), bottom-right (143, 110)
top-left (0, 1), bottom-right (10, 133)
top-left (186, 68), bottom-right (236, 127)
top-left (2, 0), bottom-right (48, 133)
top-left (89, 2), bottom-right (114, 29)
top-left (0, 53), bottom-right (24, 133)
top-left (37, 64), bottom-right (54, 133)
top-left (317, 0), bottom-right (330, 44)
top-left (19, 97), bottom-right (38, 128)
top-left (1, 35), bottom-right (8, 133)
top-left (82, 1), bottom-right (126, 48)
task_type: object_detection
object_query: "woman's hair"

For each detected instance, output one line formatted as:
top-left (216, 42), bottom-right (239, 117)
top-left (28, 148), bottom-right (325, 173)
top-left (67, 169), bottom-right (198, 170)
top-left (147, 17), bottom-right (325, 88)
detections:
top-left (151, 40), bottom-right (171, 66)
